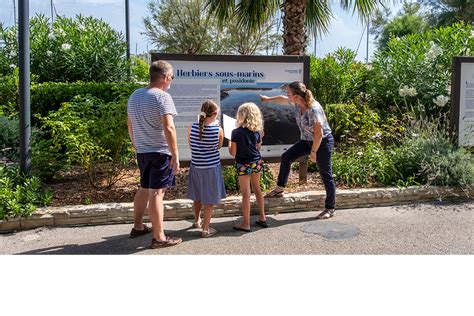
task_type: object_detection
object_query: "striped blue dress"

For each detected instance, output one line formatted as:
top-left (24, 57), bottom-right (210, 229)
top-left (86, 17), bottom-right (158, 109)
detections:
top-left (186, 122), bottom-right (226, 205)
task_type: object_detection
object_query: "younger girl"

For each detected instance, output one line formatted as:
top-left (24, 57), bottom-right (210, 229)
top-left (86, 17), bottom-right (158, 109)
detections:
top-left (229, 102), bottom-right (267, 232)
top-left (187, 100), bottom-right (226, 237)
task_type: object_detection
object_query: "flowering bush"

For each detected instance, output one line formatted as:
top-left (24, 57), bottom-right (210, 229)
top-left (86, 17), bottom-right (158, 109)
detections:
top-left (0, 14), bottom-right (129, 82)
top-left (367, 22), bottom-right (474, 117)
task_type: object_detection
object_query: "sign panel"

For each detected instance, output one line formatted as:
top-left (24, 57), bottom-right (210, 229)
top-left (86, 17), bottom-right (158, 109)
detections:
top-left (151, 53), bottom-right (310, 162)
top-left (451, 57), bottom-right (474, 147)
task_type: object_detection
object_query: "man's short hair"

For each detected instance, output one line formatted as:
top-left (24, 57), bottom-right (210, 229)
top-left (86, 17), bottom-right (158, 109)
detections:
top-left (149, 60), bottom-right (173, 82)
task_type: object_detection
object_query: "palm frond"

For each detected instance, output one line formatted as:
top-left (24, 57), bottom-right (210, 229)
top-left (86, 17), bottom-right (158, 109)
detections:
top-left (339, 0), bottom-right (389, 20)
top-left (306, 0), bottom-right (333, 37)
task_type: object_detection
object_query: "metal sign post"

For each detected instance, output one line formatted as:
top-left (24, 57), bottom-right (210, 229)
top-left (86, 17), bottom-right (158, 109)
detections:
top-left (18, 0), bottom-right (31, 176)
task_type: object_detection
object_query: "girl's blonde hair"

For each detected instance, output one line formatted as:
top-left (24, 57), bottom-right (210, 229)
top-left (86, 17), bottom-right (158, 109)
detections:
top-left (236, 102), bottom-right (263, 132)
top-left (198, 100), bottom-right (219, 139)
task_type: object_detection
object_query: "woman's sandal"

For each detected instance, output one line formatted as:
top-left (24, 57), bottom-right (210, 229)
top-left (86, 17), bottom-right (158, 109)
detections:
top-left (316, 209), bottom-right (335, 220)
top-left (264, 188), bottom-right (284, 198)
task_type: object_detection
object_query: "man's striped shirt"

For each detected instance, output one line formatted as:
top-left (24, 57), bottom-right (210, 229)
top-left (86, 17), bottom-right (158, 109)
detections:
top-left (127, 87), bottom-right (177, 155)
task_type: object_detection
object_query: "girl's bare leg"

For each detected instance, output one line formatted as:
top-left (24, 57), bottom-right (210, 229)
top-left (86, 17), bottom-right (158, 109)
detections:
top-left (235, 174), bottom-right (251, 230)
top-left (202, 204), bottom-right (214, 231)
top-left (250, 172), bottom-right (266, 222)
top-left (193, 200), bottom-right (202, 228)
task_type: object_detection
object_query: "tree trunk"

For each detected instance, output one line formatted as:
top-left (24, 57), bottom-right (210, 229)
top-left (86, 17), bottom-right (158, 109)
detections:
top-left (282, 0), bottom-right (307, 55)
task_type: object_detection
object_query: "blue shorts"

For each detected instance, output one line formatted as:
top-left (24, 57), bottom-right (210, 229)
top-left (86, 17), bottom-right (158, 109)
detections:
top-left (137, 153), bottom-right (176, 189)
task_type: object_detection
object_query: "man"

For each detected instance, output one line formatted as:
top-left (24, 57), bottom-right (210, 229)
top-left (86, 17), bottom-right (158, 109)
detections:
top-left (127, 60), bottom-right (182, 248)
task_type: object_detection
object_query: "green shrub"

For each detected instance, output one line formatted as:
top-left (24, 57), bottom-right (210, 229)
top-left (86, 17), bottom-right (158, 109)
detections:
top-left (325, 103), bottom-right (381, 143)
top-left (332, 141), bottom-right (396, 187)
top-left (310, 48), bottom-right (368, 106)
top-left (0, 115), bottom-right (19, 162)
top-left (223, 166), bottom-right (238, 191)
top-left (0, 79), bottom-right (143, 119)
top-left (368, 22), bottom-right (474, 118)
top-left (1, 14), bottom-right (130, 82)
top-left (37, 96), bottom-right (133, 187)
top-left (31, 81), bottom-right (143, 119)
top-left (131, 56), bottom-right (150, 83)
top-left (392, 130), bottom-right (474, 191)
top-left (0, 165), bottom-right (52, 220)
top-left (259, 163), bottom-right (274, 192)
top-left (0, 71), bottom-right (19, 117)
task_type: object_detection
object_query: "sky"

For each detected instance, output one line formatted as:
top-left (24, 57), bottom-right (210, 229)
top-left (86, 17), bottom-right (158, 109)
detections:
top-left (1, 0), bottom-right (403, 61)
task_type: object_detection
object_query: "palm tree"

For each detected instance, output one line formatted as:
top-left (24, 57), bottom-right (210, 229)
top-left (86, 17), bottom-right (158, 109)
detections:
top-left (206, 0), bottom-right (385, 55)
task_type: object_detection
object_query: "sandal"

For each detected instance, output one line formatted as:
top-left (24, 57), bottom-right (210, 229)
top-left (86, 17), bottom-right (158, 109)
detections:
top-left (201, 227), bottom-right (217, 238)
top-left (316, 209), bottom-right (335, 220)
top-left (150, 235), bottom-right (182, 249)
top-left (129, 224), bottom-right (151, 238)
top-left (264, 188), bottom-right (284, 198)
top-left (255, 220), bottom-right (269, 228)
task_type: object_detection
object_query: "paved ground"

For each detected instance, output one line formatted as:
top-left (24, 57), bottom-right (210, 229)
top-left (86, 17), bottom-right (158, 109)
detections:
top-left (1, 200), bottom-right (472, 255)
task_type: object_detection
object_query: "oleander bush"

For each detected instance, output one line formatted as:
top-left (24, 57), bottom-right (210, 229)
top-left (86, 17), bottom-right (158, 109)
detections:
top-left (367, 22), bottom-right (474, 118)
top-left (0, 14), bottom-right (130, 82)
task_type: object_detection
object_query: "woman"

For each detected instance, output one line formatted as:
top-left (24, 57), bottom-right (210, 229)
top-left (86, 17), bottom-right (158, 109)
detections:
top-left (260, 81), bottom-right (336, 219)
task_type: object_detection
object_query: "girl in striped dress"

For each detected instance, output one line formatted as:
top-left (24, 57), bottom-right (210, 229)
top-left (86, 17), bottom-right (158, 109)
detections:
top-left (187, 100), bottom-right (226, 238)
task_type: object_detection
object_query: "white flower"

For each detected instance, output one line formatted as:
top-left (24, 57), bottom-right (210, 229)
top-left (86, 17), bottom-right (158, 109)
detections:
top-left (9, 64), bottom-right (16, 69)
top-left (9, 51), bottom-right (16, 58)
top-left (399, 85), bottom-right (417, 97)
top-left (366, 64), bottom-right (373, 71)
top-left (433, 95), bottom-right (449, 107)
top-left (356, 151), bottom-right (363, 157)
top-left (411, 133), bottom-right (418, 137)
top-left (370, 132), bottom-right (382, 140)
top-left (446, 85), bottom-right (451, 95)
top-left (48, 33), bottom-right (56, 40)
top-left (46, 50), bottom-right (53, 57)
top-left (426, 44), bottom-right (443, 61)
top-left (56, 29), bottom-right (65, 36)
top-left (61, 43), bottom-right (71, 51)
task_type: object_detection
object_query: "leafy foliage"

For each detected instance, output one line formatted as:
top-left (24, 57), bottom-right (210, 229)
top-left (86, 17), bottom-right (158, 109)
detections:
top-left (0, 165), bottom-right (52, 220)
top-left (0, 80), bottom-right (142, 119)
top-left (36, 96), bottom-right (134, 187)
top-left (143, 0), bottom-right (280, 55)
top-left (420, 0), bottom-right (474, 28)
top-left (332, 141), bottom-right (396, 187)
top-left (310, 49), bottom-right (368, 106)
top-left (0, 14), bottom-right (130, 82)
top-left (0, 115), bottom-right (19, 163)
top-left (368, 22), bottom-right (474, 118)
top-left (325, 103), bottom-right (380, 144)
top-left (223, 165), bottom-right (238, 191)
top-left (370, 3), bottom-right (429, 51)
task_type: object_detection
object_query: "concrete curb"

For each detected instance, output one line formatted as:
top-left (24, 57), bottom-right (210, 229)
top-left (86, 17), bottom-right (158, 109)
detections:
top-left (0, 186), bottom-right (471, 233)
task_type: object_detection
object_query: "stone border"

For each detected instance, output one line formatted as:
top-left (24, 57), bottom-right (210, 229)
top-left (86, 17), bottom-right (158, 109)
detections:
top-left (0, 186), bottom-right (471, 233)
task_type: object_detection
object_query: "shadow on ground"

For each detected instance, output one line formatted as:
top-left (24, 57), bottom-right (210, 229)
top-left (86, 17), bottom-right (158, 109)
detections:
top-left (16, 211), bottom-right (330, 254)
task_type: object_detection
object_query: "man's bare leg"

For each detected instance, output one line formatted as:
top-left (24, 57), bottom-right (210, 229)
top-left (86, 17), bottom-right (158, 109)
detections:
top-left (148, 188), bottom-right (167, 241)
top-left (133, 187), bottom-right (148, 230)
